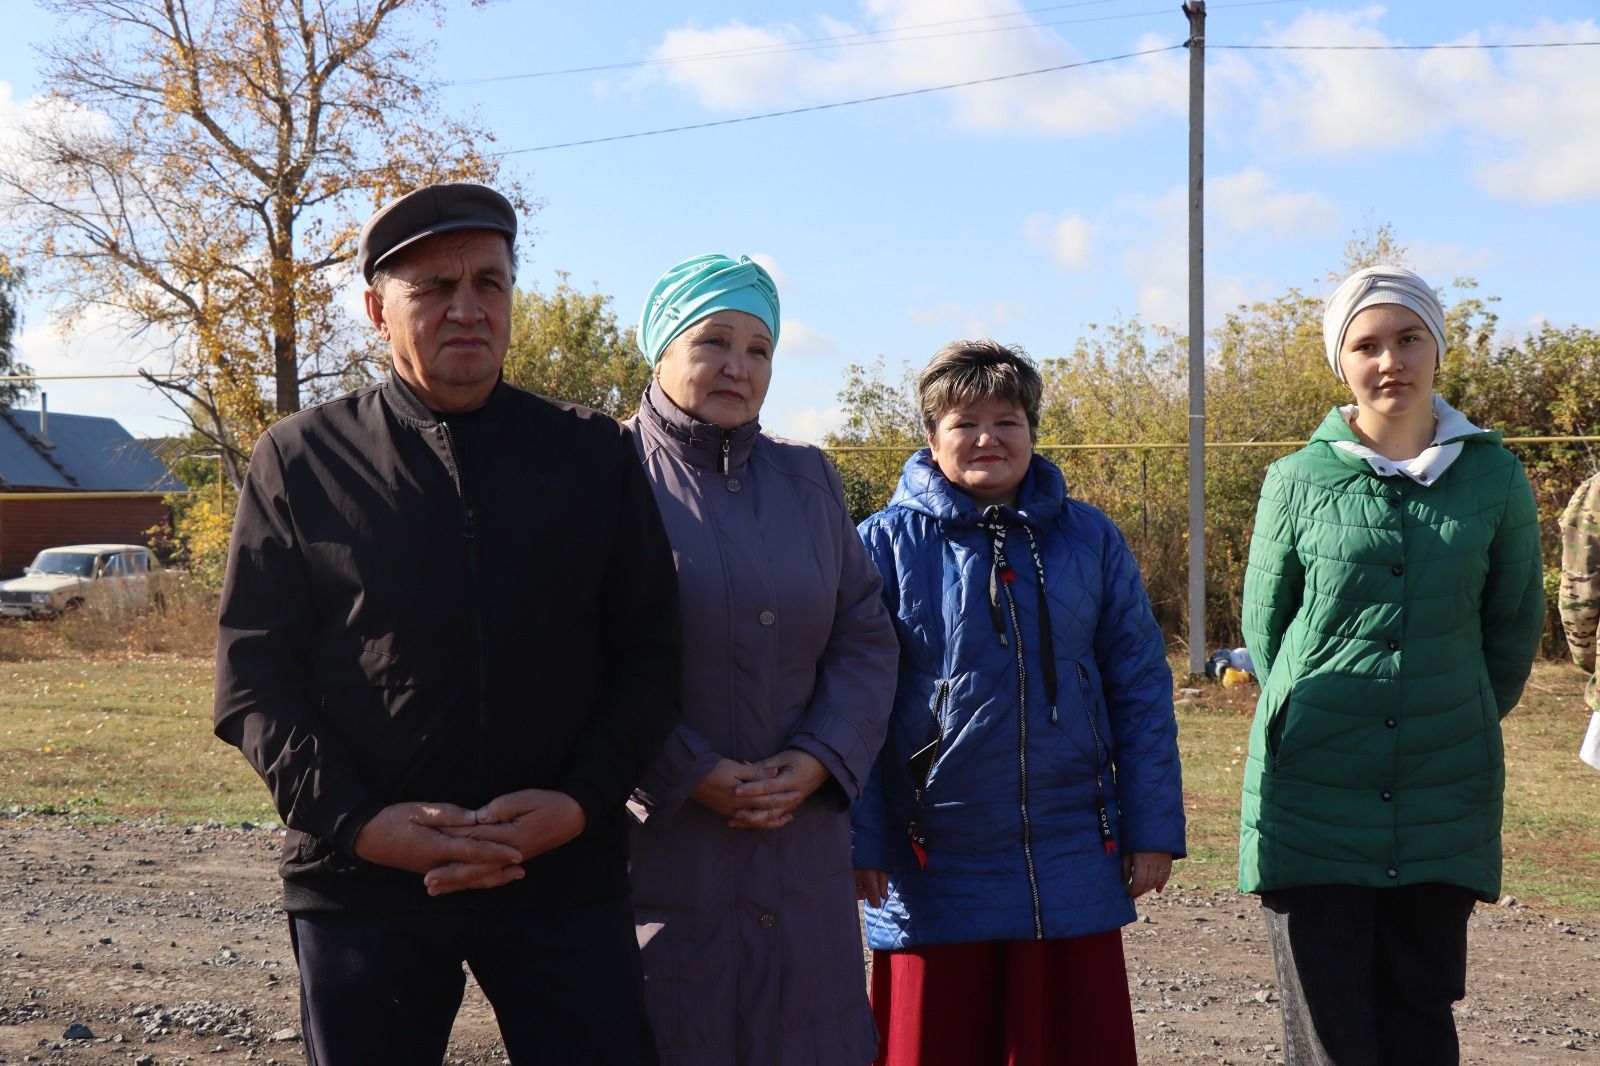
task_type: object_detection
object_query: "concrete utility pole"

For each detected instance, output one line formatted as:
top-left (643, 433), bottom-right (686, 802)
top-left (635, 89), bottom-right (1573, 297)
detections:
top-left (1184, 0), bottom-right (1207, 677)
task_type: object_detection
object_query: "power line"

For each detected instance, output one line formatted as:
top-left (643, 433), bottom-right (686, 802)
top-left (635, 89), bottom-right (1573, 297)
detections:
top-left (452, 0), bottom-right (1310, 85)
top-left (1216, 40), bottom-right (1600, 51)
top-left (493, 33), bottom-right (1599, 156)
top-left (823, 435), bottom-right (1600, 454)
top-left (448, 1), bottom-right (1144, 83)
top-left (496, 44), bottom-right (1186, 155)
top-left (0, 373), bottom-right (184, 382)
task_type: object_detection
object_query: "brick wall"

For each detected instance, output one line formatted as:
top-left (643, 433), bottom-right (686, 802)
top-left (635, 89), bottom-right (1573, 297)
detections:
top-left (0, 496), bottom-right (172, 576)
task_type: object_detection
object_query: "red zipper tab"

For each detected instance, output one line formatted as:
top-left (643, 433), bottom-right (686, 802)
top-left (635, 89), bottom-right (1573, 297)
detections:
top-left (908, 816), bottom-right (934, 870)
top-left (1098, 803), bottom-right (1116, 854)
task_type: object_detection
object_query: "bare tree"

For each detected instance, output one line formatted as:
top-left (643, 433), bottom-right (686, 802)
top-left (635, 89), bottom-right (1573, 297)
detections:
top-left (0, 0), bottom-right (527, 482)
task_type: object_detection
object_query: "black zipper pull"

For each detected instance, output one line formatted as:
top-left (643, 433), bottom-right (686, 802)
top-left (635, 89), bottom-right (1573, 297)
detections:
top-left (987, 558), bottom-right (1012, 645)
top-left (463, 505), bottom-right (476, 540)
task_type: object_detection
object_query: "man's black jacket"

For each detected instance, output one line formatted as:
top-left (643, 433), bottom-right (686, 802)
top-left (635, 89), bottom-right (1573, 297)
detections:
top-left (213, 373), bottom-right (681, 912)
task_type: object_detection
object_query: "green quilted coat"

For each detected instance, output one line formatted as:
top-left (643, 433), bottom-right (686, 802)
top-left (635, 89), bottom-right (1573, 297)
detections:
top-left (1239, 406), bottom-right (1544, 902)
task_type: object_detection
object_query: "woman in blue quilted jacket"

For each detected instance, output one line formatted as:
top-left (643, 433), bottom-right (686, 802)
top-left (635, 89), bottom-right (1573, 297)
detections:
top-left (851, 340), bottom-right (1186, 1066)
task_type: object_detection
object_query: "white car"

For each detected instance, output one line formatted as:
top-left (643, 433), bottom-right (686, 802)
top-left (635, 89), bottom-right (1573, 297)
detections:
top-left (0, 544), bottom-right (155, 619)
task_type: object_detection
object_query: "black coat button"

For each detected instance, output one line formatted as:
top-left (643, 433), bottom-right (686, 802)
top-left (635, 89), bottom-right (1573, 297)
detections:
top-left (1391, 565), bottom-right (1404, 576)
top-left (1388, 497), bottom-right (1402, 508)
top-left (1386, 867), bottom-right (1398, 878)
top-left (1387, 640), bottom-right (1400, 651)
top-left (1381, 791), bottom-right (1392, 801)
top-left (1385, 717), bottom-right (1397, 728)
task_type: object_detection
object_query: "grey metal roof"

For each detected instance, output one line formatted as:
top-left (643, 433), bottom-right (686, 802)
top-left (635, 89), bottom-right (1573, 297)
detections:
top-left (0, 408), bottom-right (186, 492)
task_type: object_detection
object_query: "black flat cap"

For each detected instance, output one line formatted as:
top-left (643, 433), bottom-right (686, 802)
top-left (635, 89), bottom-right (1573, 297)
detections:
top-left (357, 183), bottom-right (517, 282)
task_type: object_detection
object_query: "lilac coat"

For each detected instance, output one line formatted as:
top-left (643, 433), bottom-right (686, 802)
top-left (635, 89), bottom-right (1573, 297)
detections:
top-left (625, 383), bottom-right (898, 1066)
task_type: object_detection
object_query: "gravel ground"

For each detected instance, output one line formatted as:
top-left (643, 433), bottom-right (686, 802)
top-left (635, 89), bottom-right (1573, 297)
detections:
top-left (1, 818), bottom-right (1596, 1064)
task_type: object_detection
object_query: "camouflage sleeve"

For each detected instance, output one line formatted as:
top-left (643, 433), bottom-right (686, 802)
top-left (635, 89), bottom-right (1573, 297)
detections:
top-left (1559, 474), bottom-right (1600, 676)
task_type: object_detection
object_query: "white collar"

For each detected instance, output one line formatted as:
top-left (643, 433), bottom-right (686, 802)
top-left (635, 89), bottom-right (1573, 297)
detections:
top-left (1331, 394), bottom-right (1485, 486)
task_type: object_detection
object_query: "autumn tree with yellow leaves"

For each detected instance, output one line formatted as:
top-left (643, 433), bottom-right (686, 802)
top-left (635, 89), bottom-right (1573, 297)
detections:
top-left (824, 230), bottom-right (1600, 648)
top-left (0, 0), bottom-right (524, 487)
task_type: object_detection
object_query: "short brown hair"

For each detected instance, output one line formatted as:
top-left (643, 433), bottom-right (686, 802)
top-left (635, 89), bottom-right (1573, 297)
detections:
top-left (918, 340), bottom-right (1043, 441)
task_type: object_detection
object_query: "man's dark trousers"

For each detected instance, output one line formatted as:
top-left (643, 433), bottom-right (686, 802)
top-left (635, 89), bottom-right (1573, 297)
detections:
top-left (289, 898), bottom-right (658, 1065)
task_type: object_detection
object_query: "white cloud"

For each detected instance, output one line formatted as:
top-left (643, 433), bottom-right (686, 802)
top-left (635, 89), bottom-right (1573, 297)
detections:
top-left (1250, 12), bottom-right (1600, 203)
top-left (650, 22), bottom-right (822, 110)
top-left (12, 306), bottom-right (183, 438)
top-left (747, 251), bottom-right (791, 293)
top-left (1023, 211), bottom-right (1095, 269)
top-left (768, 404), bottom-right (845, 444)
top-left (1103, 183), bottom-right (1186, 324)
top-left (340, 272), bottom-right (369, 320)
top-left (646, 3), bottom-right (1186, 137)
top-left (0, 79), bottom-right (112, 172)
top-left (905, 300), bottom-right (1025, 336)
top-left (1403, 240), bottom-right (1496, 281)
top-left (948, 33), bottom-right (1187, 137)
top-left (1111, 182), bottom-right (1284, 328)
top-left (1470, 20), bottom-right (1600, 202)
top-left (1210, 168), bottom-right (1337, 238)
top-left (776, 319), bottom-right (837, 357)
top-left (1254, 7), bottom-right (1452, 152)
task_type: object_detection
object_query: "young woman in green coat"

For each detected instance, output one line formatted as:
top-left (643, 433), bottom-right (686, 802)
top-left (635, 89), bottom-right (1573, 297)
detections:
top-left (1239, 265), bottom-right (1544, 1065)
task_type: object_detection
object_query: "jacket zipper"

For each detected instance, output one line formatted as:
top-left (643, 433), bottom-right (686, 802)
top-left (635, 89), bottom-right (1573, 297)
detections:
top-left (1077, 662), bottom-right (1117, 855)
top-left (439, 422), bottom-right (489, 786)
top-left (996, 571), bottom-right (1044, 940)
top-left (906, 680), bottom-right (950, 871)
top-left (719, 432), bottom-right (731, 475)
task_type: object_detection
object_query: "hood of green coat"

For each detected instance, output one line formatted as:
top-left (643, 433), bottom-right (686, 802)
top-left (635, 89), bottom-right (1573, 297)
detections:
top-left (1308, 395), bottom-right (1501, 450)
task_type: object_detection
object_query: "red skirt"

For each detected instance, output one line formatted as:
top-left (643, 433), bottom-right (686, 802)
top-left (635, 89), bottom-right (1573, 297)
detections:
top-left (870, 932), bottom-right (1137, 1066)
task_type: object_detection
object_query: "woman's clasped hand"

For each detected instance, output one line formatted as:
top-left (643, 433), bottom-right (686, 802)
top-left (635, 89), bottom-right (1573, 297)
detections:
top-left (691, 750), bottom-right (831, 829)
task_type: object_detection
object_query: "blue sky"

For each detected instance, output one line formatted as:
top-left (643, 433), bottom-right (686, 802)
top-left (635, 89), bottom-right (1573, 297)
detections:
top-left (2, 1), bottom-right (1598, 442)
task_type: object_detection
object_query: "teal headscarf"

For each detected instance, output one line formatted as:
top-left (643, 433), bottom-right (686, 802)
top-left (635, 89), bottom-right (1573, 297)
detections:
top-left (637, 253), bottom-right (781, 367)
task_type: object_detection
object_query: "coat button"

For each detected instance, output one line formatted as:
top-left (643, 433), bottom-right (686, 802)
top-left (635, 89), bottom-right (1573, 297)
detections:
top-left (1387, 640), bottom-right (1400, 651)
top-left (727, 478), bottom-right (742, 493)
top-left (759, 610), bottom-right (776, 627)
top-left (1381, 790), bottom-right (1392, 801)
top-left (1388, 497), bottom-right (1401, 508)
top-left (1386, 867), bottom-right (1398, 878)
top-left (1385, 717), bottom-right (1397, 728)
top-left (1391, 565), bottom-right (1404, 576)
top-left (759, 913), bottom-right (776, 928)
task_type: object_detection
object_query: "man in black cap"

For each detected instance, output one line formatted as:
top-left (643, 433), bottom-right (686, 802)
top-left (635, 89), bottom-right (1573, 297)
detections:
top-left (214, 183), bottom-right (680, 1064)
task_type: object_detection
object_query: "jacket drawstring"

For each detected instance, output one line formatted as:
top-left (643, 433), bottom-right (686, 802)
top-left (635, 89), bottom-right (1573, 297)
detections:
top-left (980, 507), bottom-right (1113, 854)
top-left (979, 509), bottom-right (1057, 716)
top-left (1018, 525), bottom-right (1058, 718)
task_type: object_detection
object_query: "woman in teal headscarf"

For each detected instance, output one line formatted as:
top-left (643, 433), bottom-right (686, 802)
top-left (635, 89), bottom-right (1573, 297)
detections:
top-left (623, 254), bottom-right (899, 1065)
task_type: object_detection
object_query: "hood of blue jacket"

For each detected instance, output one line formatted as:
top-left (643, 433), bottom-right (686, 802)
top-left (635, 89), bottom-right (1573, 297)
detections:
top-left (888, 448), bottom-right (1068, 530)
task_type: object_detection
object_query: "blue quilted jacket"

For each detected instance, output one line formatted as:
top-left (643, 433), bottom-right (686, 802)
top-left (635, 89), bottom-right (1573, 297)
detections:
top-left (851, 450), bottom-right (1185, 948)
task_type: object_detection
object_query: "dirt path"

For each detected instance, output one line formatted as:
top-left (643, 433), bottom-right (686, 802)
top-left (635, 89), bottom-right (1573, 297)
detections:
top-left (1, 818), bottom-right (1595, 1064)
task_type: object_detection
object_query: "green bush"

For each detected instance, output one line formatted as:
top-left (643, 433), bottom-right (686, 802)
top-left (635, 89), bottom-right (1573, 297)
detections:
top-left (824, 290), bottom-right (1600, 653)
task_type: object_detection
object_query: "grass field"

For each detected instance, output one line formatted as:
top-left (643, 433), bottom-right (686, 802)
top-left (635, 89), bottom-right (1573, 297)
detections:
top-left (1167, 661), bottom-right (1600, 914)
top-left (0, 655), bottom-right (275, 824)
top-left (1, 644), bottom-right (1596, 914)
